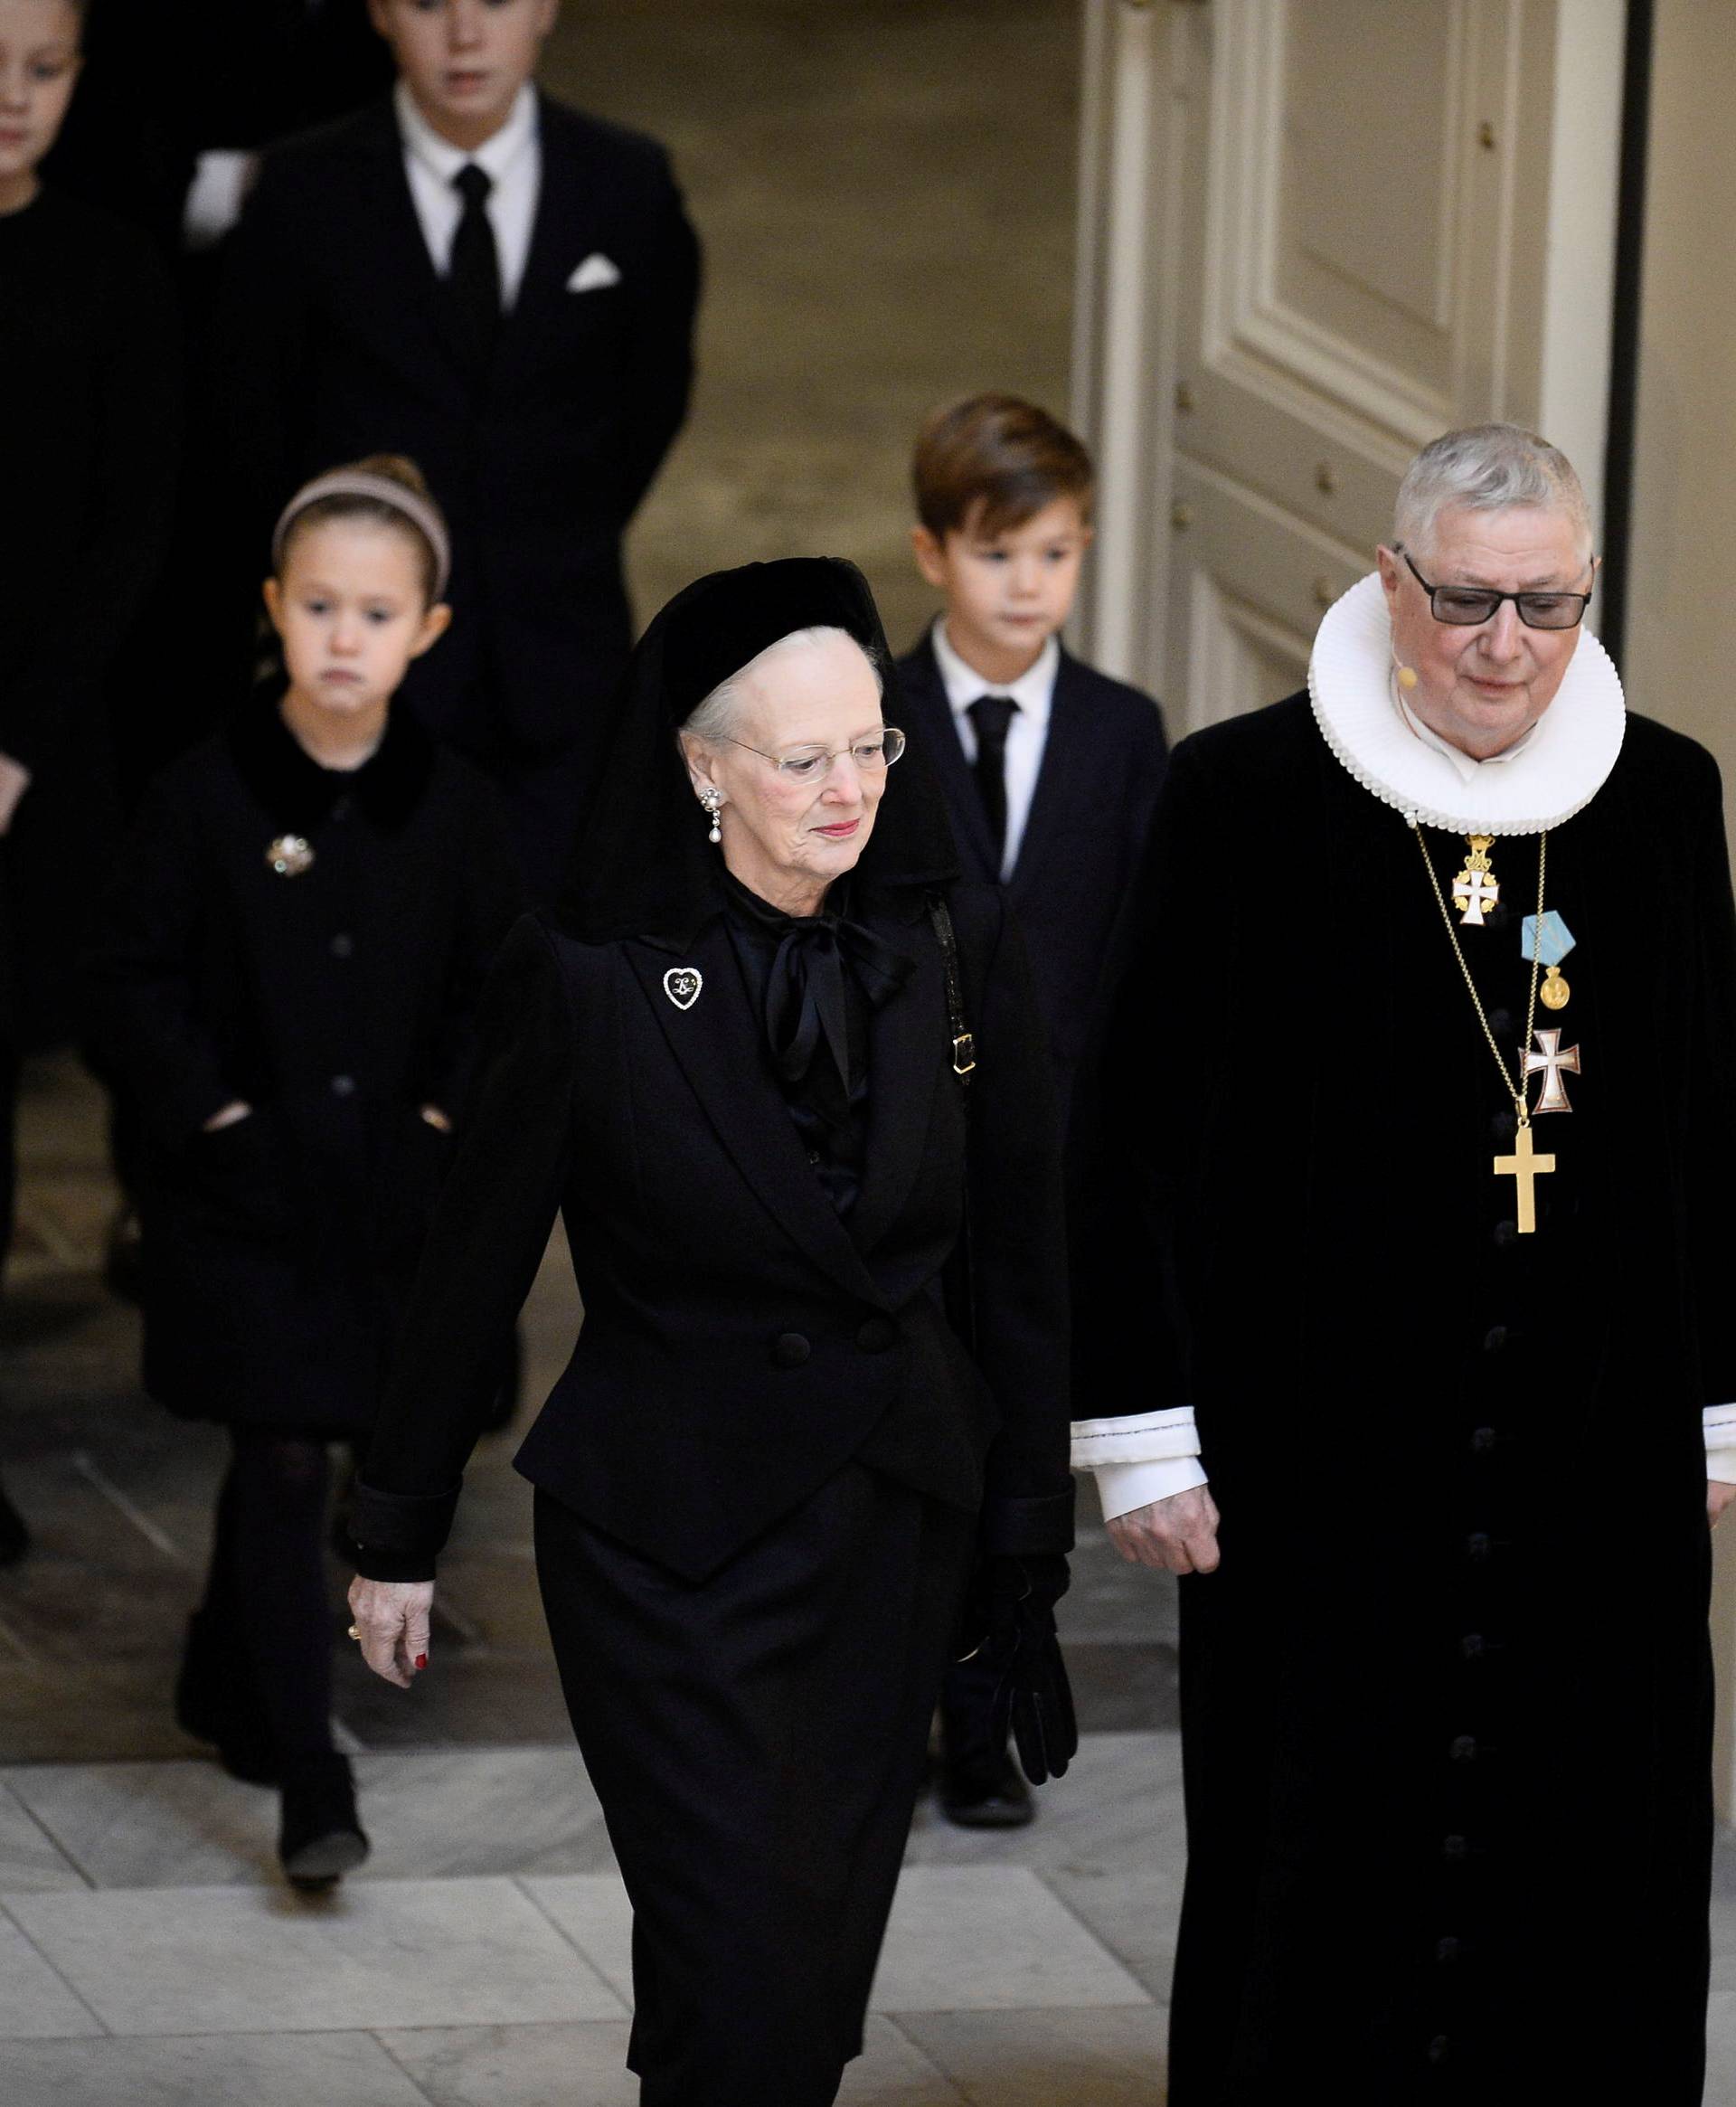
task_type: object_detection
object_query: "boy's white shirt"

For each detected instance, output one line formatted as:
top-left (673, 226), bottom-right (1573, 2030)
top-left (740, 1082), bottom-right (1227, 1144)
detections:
top-left (930, 618), bottom-right (1057, 880)
top-left (395, 80), bottom-right (542, 309)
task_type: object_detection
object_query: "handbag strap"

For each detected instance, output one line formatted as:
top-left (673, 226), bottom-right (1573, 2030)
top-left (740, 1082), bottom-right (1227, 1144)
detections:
top-left (926, 893), bottom-right (975, 1083)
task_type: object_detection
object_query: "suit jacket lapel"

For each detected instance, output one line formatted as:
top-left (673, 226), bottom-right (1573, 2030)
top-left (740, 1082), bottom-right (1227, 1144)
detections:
top-left (901, 636), bottom-right (1001, 880)
top-left (360, 103), bottom-right (475, 396)
top-left (625, 923), bottom-right (886, 1306)
top-left (849, 905), bottom-right (948, 1252)
top-left (1007, 647), bottom-right (1090, 894)
top-left (495, 98), bottom-right (607, 392)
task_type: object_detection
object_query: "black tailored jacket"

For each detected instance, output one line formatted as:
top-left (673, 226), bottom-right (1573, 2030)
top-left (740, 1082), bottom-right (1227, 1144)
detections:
top-left (352, 883), bottom-right (1074, 1583)
top-left (211, 92), bottom-right (701, 770)
top-left (80, 704), bottom-right (524, 1430)
top-left (899, 636), bottom-right (1167, 1398)
top-left (896, 635), bottom-right (1168, 1096)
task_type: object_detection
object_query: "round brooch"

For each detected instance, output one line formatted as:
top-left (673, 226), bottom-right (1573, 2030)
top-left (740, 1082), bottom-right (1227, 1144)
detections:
top-left (267, 835), bottom-right (315, 878)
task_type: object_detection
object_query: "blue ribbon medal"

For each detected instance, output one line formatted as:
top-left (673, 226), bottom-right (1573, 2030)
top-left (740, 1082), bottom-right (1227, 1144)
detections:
top-left (1522, 910), bottom-right (1575, 1010)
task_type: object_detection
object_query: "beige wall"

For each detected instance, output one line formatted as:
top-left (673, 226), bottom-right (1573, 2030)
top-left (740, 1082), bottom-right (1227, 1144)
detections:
top-left (1627, 0), bottom-right (1736, 1822)
top-left (1626, 2), bottom-right (1736, 821)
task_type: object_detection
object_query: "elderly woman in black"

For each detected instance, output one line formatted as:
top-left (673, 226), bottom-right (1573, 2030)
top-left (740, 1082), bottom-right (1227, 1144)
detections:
top-left (347, 559), bottom-right (1075, 2107)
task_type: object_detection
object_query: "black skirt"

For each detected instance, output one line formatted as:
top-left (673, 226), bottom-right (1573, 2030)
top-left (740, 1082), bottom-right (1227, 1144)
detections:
top-left (534, 1462), bottom-right (976, 2107)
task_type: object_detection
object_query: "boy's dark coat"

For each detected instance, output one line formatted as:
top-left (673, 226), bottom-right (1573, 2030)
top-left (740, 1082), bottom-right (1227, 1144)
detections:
top-left (212, 91), bottom-right (702, 883)
top-left (894, 631), bottom-right (1168, 1097)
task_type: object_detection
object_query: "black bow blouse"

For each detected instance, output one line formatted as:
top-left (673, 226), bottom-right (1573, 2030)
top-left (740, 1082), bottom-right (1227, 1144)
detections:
top-left (721, 872), bottom-right (912, 1219)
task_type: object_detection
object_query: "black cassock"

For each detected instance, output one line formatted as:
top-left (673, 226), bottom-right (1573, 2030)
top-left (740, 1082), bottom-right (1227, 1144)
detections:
top-left (1098, 693), bottom-right (1736, 2103)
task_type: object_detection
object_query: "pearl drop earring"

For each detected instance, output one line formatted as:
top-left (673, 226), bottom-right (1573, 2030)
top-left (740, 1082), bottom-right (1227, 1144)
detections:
top-left (699, 788), bottom-right (724, 844)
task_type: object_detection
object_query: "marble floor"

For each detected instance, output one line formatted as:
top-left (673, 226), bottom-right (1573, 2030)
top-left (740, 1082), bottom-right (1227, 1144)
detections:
top-left (11, 1076), bottom-right (1736, 2105)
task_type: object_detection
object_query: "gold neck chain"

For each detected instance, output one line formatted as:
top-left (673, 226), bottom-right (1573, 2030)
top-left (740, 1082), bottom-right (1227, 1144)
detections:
top-left (1413, 827), bottom-right (1548, 1127)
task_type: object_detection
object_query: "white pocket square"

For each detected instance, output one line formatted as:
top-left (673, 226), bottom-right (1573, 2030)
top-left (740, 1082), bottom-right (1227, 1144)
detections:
top-left (568, 252), bottom-right (622, 293)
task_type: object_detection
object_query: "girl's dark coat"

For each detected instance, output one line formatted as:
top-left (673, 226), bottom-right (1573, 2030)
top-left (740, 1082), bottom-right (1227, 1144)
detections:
top-left (82, 703), bottom-right (523, 1432)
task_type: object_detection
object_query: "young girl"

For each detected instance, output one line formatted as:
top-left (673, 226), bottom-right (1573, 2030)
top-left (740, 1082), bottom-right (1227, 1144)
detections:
top-left (83, 457), bottom-right (523, 1887)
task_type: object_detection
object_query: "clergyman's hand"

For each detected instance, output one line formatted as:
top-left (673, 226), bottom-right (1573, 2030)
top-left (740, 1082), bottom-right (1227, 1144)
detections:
top-left (347, 1575), bottom-right (434, 1689)
top-left (1710, 1481), bottom-right (1736, 1529)
top-left (1108, 1484), bottom-right (1222, 1574)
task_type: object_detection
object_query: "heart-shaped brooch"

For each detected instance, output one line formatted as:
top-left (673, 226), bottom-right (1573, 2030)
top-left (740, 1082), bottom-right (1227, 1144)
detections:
top-left (663, 967), bottom-right (703, 1011)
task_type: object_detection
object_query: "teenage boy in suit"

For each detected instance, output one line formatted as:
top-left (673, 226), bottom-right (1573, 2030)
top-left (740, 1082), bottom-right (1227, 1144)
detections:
top-left (213, 0), bottom-right (702, 902)
top-left (900, 392), bottom-right (1169, 1826)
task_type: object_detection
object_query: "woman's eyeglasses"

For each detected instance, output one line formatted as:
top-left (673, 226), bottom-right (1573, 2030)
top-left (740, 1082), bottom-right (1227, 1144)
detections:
top-left (725, 728), bottom-right (908, 782)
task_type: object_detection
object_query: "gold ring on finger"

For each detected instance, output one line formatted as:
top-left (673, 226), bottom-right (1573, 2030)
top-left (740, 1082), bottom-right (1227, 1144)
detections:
top-left (347, 1625), bottom-right (363, 1641)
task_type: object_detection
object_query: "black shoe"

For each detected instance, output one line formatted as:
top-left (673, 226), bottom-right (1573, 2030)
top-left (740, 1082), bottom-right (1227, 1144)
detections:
top-left (278, 1753), bottom-right (370, 1892)
top-left (174, 1610), bottom-right (278, 1785)
top-left (0, 1476), bottom-right (29, 1567)
top-left (938, 1748), bottom-right (1035, 1829)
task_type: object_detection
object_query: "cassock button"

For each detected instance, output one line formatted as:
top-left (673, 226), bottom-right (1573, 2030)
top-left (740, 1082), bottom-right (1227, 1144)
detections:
top-left (1488, 1007), bottom-right (1514, 1037)
top-left (330, 1074), bottom-right (356, 1099)
top-left (1465, 1532), bottom-right (1492, 1562)
top-left (1442, 1834), bottom-right (1469, 1861)
top-left (855, 1317), bottom-right (896, 1354)
top-left (1493, 1219), bottom-right (1517, 1248)
top-left (1426, 2036), bottom-right (1450, 2064)
top-left (1490, 1109), bottom-right (1516, 1144)
top-left (1459, 1633), bottom-right (1486, 1660)
top-left (1482, 1326), bottom-right (1508, 1354)
top-left (331, 933), bottom-right (354, 959)
top-left (1470, 1427), bottom-right (1497, 1455)
top-left (770, 1332), bottom-right (811, 1368)
top-left (1448, 1734), bottom-right (1478, 1763)
top-left (1435, 1936), bottom-right (1462, 1964)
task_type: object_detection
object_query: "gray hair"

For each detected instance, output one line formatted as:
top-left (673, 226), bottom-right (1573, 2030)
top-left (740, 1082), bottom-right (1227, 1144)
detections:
top-left (1393, 424), bottom-right (1592, 561)
top-left (680, 625), bottom-right (884, 746)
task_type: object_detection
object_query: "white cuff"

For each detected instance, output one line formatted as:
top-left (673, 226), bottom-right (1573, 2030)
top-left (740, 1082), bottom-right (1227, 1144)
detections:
top-left (1071, 1405), bottom-right (1199, 1470)
top-left (1093, 1454), bottom-right (1209, 1523)
top-left (1704, 1404), bottom-right (1736, 1481)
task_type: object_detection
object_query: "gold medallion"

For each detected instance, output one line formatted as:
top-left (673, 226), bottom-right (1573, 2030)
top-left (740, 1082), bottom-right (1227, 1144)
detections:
top-left (267, 835), bottom-right (315, 878)
top-left (1540, 965), bottom-right (1571, 1011)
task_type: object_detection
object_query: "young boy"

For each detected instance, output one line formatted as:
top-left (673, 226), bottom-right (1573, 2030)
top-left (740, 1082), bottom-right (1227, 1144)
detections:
top-left (212, 0), bottom-right (702, 902)
top-left (901, 392), bottom-right (1169, 1827)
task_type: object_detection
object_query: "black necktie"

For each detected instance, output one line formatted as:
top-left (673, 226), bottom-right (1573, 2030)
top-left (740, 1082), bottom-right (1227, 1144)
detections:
top-left (448, 163), bottom-right (501, 382)
top-left (967, 694), bottom-right (1019, 867)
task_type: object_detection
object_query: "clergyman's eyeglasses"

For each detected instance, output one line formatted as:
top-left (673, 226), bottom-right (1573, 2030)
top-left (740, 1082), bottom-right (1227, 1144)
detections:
top-left (1401, 549), bottom-right (1594, 631)
top-left (725, 728), bottom-right (907, 782)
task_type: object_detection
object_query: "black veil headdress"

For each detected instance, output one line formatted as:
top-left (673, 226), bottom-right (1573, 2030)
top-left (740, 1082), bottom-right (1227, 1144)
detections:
top-left (555, 558), bottom-right (959, 943)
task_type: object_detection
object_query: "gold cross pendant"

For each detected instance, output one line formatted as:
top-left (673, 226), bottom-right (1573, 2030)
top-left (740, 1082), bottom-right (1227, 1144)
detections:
top-left (1494, 1120), bottom-right (1554, 1234)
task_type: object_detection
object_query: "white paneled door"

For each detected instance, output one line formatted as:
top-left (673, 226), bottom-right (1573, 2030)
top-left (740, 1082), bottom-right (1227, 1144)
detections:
top-left (1072, 0), bottom-right (1625, 732)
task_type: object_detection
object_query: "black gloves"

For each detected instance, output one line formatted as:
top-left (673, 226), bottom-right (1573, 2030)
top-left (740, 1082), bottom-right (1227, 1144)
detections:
top-left (958, 1553), bottom-right (1078, 1786)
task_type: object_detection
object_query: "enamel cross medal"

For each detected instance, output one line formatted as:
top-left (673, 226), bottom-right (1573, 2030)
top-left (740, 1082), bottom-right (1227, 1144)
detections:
top-left (1451, 837), bottom-right (1499, 926)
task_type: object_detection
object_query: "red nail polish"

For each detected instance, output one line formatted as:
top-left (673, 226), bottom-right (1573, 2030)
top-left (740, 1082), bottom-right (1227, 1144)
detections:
top-left (415, 1654), bottom-right (429, 1670)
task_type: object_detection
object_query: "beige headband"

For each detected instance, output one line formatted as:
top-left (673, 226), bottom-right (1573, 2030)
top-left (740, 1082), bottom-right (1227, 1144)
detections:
top-left (272, 470), bottom-right (452, 600)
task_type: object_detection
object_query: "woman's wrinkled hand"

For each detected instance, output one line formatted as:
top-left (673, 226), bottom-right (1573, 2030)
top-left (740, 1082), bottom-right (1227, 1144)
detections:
top-left (1107, 1483), bottom-right (1222, 1574)
top-left (347, 1575), bottom-right (435, 1688)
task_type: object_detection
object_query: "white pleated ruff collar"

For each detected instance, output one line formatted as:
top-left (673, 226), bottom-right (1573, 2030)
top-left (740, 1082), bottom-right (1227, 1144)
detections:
top-left (1307, 572), bottom-right (1626, 836)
